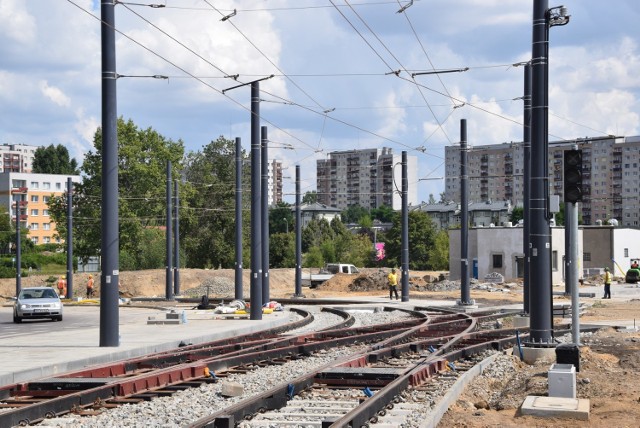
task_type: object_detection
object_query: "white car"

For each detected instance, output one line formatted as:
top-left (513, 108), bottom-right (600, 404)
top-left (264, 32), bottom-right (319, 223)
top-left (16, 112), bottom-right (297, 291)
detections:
top-left (13, 287), bottom-right (63, 323)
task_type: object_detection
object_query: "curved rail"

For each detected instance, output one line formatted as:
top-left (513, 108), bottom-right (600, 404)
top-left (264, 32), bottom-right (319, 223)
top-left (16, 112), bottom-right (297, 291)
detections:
top-left (0, 307), bottom-right (427, 427)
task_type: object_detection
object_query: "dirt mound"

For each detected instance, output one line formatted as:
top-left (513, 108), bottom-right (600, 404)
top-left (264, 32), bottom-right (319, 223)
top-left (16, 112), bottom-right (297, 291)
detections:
top-left (349, 270), bottom-right (388, 292)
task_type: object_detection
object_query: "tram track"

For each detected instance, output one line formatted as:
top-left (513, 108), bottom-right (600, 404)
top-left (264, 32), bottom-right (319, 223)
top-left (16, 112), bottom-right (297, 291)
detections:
top-left (184, 309), bottom-right (523, 428)
top-left (0, 306), bottom-right (427, 427)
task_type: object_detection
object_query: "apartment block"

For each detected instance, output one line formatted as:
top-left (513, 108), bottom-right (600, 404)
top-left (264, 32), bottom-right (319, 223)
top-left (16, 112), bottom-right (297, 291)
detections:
top-left (0, 143), bottom-right (39, 173)
top-left (444, 136), bottom-right (640, 226)
top-left (0, 172), bottom-right (81, 244)
top-left (243, 158), bottom-right (283, 206)
top-left (317, 148), bottom-right (418, 210)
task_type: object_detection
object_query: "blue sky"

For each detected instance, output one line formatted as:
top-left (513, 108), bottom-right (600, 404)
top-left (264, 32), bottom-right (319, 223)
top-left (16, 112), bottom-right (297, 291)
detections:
top-left (1, 0), bottom-right (638, 203)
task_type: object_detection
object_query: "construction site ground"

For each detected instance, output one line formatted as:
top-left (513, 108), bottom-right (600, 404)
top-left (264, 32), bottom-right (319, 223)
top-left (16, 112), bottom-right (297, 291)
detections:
top-left (1, 268), bottom-right (639, 427)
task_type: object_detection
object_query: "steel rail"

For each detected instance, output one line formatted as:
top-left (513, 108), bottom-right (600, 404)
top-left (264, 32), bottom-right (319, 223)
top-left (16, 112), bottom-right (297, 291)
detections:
top-left (0, 307), bottom-right (427, 426)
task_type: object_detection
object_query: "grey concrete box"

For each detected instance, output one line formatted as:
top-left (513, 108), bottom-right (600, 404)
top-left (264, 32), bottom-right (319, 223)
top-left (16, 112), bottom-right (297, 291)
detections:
top-left (548, 363), bottom-right (576, 398)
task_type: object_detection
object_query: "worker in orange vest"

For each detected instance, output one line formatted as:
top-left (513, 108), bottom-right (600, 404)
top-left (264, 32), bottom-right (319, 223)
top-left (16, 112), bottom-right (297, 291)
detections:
top-left (57, 275), bottom-right (67, 297)
top-left (86, 274), bottom-right (95, 298)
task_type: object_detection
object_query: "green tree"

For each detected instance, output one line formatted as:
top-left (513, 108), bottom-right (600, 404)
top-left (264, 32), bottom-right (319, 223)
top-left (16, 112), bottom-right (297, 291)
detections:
top-left (0, 206), bottom-right (14, 252)
top-left (428, 194), bottom-right (436, 204)
top-left (370, 205), bottom-right (396, 223)
top-left (181, 136), bottom-right (244, 268)
top-left (510, 206), bottom-right (524, 224)
top-left (49, 117), bottom-right (184, 267)
top-left (302, 191), bottom-right (318, 204)
top-left (427, 230), bottom-right (449, 270)
top-left (439, 192), bottom-right (447, 203)
top-left (341, 204), bottom-right (369, 224)
top-left (384, 210), bottom-right (437, 270)
top-left (269, 203), bottom-right (293, 234)
top-left (32, 144), bottom-right (79, 174)
top-left (269, 232), bottom-right (295, 268)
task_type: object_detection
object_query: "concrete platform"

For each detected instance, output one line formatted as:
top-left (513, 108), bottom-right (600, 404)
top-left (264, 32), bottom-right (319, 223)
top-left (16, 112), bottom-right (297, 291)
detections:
top-left (0, 305), bottom-right (293, 387)
top-left (520, 395), bottom-right (590, 420)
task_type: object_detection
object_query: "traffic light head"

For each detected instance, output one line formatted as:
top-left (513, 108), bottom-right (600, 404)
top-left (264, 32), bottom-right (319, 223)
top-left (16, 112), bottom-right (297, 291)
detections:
top-left (564, 149), bottom-right (582, 203)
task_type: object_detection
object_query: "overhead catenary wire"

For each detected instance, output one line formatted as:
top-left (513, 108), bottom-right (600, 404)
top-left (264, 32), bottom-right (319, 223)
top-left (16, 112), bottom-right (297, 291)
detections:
top-left (65, 0), bottom-right (616, 182)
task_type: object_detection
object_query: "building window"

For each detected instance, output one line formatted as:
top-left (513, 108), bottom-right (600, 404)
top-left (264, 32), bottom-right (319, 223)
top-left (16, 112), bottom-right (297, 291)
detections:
top-left (43, 182), bottom-right (51, 190)
top-left (43, 196), bottom-right (50, 203)
top-left (30, 181), bottom-right (39, 189)
top-left (43, 223), bottom-right (51, 230)
top-left (43, 237), bottom-right (51, 244)
top-left (31, 195), bottom-right (38, 202)
top-left (56, 182), bottom-right (62, 190)
top-left (625, 248), bottom-right (629, 257)
top-left (492, 254), bottom-right (503, 269)
top-left (552, 251), bottom-right (558, 271)
top-left (31, 237), bottom-right (38, 244)
top-left (30, 209), bottom-right (38, 216)
top-left (584, 252), bottom-right (591, 262)
top-left (30, 223), bottom-right (39, 230)
top-left (43, 209), bottom-right (49, 216)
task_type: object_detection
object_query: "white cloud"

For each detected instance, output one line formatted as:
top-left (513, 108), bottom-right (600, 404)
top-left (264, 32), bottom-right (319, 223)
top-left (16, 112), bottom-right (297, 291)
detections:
top-left (0, 0), bottom-right (36, 44)
top-left (39, 81), bottom-right (71, 108)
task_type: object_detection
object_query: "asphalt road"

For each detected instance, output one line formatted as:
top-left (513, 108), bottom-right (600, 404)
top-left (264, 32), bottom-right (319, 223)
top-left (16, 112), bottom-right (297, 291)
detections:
top-left (0, 305), bottom-right (165, 340)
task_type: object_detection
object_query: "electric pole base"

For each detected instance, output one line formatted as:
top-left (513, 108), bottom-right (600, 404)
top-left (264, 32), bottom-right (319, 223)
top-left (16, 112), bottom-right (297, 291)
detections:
top-left (455, 299), bottom-right (478, 311)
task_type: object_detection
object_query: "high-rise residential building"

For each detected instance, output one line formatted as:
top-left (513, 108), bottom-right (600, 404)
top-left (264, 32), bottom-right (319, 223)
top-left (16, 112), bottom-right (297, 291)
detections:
top-left (317, 147), bottom-right (418, 210)
top-left (267, 159), bottom-right (283, 206)
top-left (243, 158), bottom-right (283, 206)
top-left (0, 172), bottom-right (81, 244)
top-left (444, 136), bottom-right (640, 226)
top-left (0, 143), bottom-right (39, 173)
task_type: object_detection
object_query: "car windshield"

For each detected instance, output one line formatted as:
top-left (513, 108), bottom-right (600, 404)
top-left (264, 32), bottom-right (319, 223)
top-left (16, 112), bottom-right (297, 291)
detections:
top-left (19, 289), bottom-right (58, 299)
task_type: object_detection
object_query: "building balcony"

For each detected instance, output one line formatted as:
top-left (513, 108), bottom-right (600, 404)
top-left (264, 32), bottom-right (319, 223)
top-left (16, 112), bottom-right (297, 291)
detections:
top-left (11, 187), bottom-right (28, 194)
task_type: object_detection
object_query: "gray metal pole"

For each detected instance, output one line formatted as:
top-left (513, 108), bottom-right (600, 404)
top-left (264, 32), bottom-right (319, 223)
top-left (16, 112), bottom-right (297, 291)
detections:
top-left (523, 62), bottom-right (532, 315)
top-left (569, 200), bottom-right (580, 344)
top-left (235, 137), bottom-right (243, 300)
top-left (173, 179), bottom-right (180, 295)
top-left (250, 81), bottom-right (262, 320)
top-left (460, 119), bottom-right (472, 305)
top-left (529, 0), bottom-right (553, 344)
top-left (66, 177), bottom-right (73, 299)
top-left (564, 195), bottom-right (573, 295)
top-left (261, 126), bottom-right (270, 305)
top-left (401, 151), bottom-right (409, 302)
top-left (295, 165), bottom-right (302, 296)
top-left (165, 160), bottom-right (173, 300)
top-left (100, 0), bottom-right (119, 347)
top-left (15, 206), bottom-right (21, 296)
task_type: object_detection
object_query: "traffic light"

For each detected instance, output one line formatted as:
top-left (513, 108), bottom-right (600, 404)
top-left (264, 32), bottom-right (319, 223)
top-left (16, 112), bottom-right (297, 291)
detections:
top-left (563, 149), bottom-right (583, 203)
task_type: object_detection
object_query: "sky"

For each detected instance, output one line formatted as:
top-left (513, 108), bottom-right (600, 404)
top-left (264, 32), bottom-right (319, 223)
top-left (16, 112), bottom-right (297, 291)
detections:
top-left (1, 0), bottom-right (639, 203)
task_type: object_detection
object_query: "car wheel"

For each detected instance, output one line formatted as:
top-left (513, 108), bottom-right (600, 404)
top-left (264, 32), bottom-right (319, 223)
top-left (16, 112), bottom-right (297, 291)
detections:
top-left (13, 313), bottom-right (22, 323)
top-left (56, 315), bottom-right (63, 321)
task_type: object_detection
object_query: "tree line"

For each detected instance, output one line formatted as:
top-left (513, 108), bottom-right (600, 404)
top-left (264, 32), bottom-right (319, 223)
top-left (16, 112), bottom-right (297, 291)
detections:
top-left (42, 117), bottom-right (448, 271)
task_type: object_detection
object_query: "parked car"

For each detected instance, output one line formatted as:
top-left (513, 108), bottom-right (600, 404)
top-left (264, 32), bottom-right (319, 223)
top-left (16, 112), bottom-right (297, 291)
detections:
top-left (301, 263), bottom-right (360, 288)
top-left (13, 287), bottom-right (63, 323)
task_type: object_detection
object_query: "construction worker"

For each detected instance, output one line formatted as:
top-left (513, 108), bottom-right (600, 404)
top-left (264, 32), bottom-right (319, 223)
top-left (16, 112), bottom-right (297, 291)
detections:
top-left (87, 274), bottom-right (94, 298)
top-left (57, 275), bottom-right (67, 297)
top-left (603, 267), bottom-right (612, 299)
top-left (388, 268), bottom-right (399, 300)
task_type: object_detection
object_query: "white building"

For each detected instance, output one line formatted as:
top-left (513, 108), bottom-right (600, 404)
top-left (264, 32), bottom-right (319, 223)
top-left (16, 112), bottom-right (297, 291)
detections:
top-left (449, 226), bottom-right (581, 285)
top-left (0, 172), bottom-right (81, 244)
top-left (0, 143), bottom-right (39, 173)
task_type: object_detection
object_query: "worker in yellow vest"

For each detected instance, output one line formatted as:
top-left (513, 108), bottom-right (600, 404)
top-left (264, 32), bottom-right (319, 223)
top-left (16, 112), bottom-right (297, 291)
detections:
top-left (603, 267), bottom-right (612, 299)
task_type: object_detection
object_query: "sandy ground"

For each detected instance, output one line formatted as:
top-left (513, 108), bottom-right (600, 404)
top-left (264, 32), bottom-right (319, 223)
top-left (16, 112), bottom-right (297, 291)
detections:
top-left (1, 268), bottom-right (639, 426)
